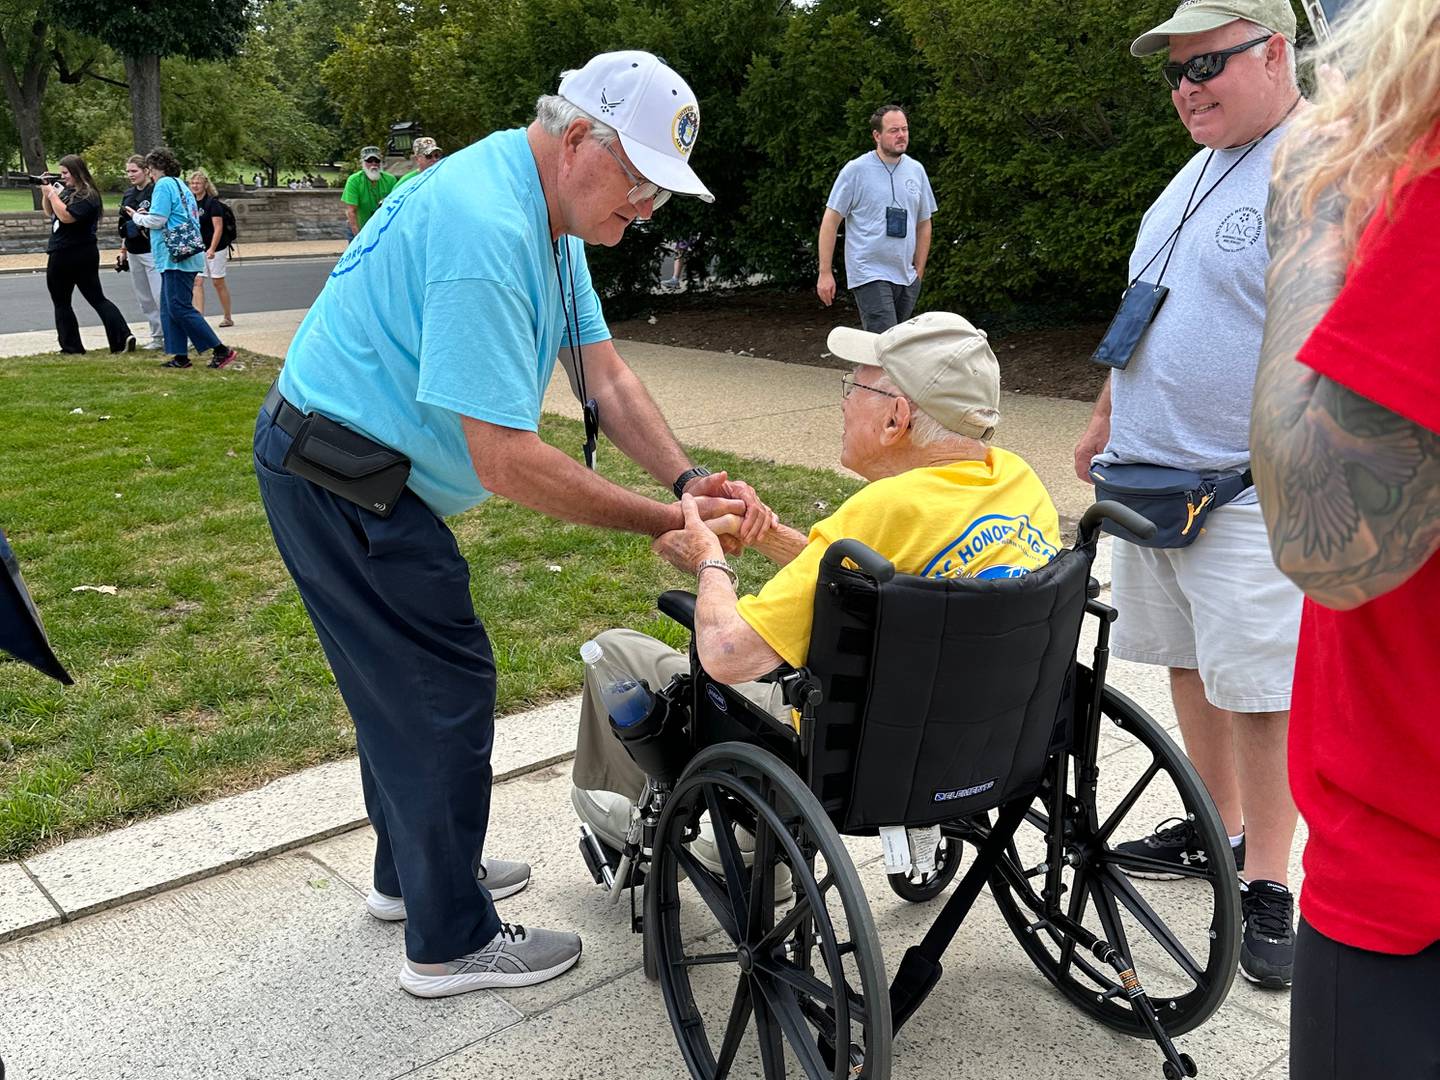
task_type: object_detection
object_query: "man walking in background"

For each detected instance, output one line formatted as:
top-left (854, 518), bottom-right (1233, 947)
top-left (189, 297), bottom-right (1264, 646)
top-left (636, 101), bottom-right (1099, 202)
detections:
top-left (340, 145), bottom-right (398, 237)
top-left (817, 104), bottom-right (937, 331)
top-left (1071, 0), bottom-right (1306, 989)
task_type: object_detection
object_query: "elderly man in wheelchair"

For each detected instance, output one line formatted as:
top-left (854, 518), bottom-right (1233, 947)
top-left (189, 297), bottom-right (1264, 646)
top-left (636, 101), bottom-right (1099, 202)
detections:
top-left (571, 313), bottom-right (1241, 1080)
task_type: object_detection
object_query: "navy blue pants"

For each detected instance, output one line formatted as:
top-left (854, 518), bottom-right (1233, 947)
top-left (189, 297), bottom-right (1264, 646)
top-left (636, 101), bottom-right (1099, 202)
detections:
top-left (160, 269), bottom-right (221, 357)
top-left (253, 407), bottom-right (501, 963)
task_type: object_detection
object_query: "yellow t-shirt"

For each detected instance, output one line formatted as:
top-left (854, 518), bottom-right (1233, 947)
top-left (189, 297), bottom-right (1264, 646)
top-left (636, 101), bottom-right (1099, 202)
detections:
top-left (735, 448), bottom-right (1061, 668)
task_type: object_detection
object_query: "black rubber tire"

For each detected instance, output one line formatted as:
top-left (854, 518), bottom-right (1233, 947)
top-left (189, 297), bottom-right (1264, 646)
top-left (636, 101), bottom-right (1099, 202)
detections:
top-left (988, 683), bottom-right (1241, 1038)
top-left (885, 836), bottom-right (963, 903)
top-left (648, 741), bottom-right (893, 1079)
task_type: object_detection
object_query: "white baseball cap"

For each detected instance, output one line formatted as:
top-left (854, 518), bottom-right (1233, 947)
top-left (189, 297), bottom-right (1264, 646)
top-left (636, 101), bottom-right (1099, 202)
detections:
top-left (829, 313), bottom-right (1001, 441)
top-left (558, 51), bottom-right (714, 204)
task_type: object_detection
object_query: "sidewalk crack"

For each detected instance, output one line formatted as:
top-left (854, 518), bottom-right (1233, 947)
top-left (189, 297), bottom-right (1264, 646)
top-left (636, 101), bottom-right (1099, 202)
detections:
top-left (18, 860), bottom-right (67, 922)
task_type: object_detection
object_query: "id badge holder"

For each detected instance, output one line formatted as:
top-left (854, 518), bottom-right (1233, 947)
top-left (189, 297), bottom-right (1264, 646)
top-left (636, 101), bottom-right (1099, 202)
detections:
top-left (885, 205), bottom-right (908, 238)
top-left (582, 398), bottom-right (600, 470)
top-left (1091, 280), bottom-right (1170, 369)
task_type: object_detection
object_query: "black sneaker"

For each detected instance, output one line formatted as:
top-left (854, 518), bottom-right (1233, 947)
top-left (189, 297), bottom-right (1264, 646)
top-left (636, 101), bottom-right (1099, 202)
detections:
top-left (208, 347), bottom-right (238, 370)
top-left (1239, 879), bottom-right (1294, 988)
top-left (1115, 817), bottom-right (1245, 880)
top-left (162, 356), bottom-right (193, 369)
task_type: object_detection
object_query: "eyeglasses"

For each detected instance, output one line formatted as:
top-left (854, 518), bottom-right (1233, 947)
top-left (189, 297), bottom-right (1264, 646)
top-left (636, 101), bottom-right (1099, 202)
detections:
top-left (423, 151), bottom-right (442, 161)
top-left (601, 140), bottom-right (671, 216)
top-left (840, 374), bottom-right (902, 401)
top-left (362, 158), bottom-right (382, 165)
top-left (1161, 35), bottom-right (1272, 91)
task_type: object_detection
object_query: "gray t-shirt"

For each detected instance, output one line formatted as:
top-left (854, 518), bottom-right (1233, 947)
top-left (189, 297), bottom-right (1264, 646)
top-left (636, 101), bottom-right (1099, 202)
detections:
top-left (1099, 127), bottom-right (1289, 490)
top-left (826, 152), bottom-right (937, 288)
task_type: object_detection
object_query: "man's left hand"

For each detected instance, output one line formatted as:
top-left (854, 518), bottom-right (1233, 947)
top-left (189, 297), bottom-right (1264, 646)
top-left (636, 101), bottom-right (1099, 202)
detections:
top-left (683, 470), bottom-right (777, 545)
top-left (653, 494), bottom-right (725, 575)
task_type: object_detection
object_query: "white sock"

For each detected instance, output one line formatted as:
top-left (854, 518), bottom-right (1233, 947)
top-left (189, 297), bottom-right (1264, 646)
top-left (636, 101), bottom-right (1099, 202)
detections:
top-left (1229, 831), bottom-right (1245, 848)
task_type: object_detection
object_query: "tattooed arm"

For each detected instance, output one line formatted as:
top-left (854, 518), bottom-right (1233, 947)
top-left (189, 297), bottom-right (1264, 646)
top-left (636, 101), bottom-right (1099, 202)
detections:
top-left (1252, 165), bottom-right (1440, 611)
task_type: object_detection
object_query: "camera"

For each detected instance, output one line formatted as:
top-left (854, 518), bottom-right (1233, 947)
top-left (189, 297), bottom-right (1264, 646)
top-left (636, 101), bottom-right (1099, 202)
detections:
top-left (10, 172), bottom-right (61, 186)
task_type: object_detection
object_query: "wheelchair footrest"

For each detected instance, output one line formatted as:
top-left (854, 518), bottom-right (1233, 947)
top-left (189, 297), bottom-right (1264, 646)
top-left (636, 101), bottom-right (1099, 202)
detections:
top-left (889, 946), bottom-right (944, 1034)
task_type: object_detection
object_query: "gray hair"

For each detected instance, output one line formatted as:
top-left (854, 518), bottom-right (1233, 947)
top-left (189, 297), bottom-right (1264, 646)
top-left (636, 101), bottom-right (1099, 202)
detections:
top-left (1239, 20), bottom-right (1298, 88)
top-left (534, 88), bottom-right (620, 145)
top-left (871, 372), bottom-right (985, 451)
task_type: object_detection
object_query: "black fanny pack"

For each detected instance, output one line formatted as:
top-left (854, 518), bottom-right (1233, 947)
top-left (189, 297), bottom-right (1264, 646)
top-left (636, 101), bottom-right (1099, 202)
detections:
top-left (265, 383), bottom-right (411, 518)
top-left (1089, 461), bottom-right (1252, 548)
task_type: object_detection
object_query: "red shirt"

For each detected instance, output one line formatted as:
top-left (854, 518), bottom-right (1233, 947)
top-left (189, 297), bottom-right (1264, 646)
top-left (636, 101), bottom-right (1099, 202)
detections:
top-left (1290, 152), bottom-right (1440, 954)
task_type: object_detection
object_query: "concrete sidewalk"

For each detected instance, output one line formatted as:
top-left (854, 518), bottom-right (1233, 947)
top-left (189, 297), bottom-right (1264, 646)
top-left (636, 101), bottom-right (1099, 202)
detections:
top-left (0, 239), bottom-right (347, 275)
top-left (0, 315), bottom-right (1294, 1079)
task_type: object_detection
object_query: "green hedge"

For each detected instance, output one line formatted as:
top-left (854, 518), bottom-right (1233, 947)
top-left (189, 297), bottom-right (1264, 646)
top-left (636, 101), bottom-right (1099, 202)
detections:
top-left (322, 0), bottom-right (1302, 316)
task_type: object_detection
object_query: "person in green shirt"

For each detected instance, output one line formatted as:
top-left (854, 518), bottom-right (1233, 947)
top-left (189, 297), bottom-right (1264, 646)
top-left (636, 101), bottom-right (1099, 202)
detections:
top-left (396, 136), bottom-right (443, 187)
top-left (341, 145), bottom-right (399, 236)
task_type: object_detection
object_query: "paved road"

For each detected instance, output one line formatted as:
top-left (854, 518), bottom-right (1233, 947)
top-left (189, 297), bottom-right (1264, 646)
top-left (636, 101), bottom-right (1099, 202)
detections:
top-left (0, 256), bottom-right (336, 334)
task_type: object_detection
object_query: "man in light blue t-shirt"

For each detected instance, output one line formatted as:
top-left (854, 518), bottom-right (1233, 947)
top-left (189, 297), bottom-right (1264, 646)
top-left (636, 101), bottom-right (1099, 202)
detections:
top-left (817, 104), bottom-right (938, 332)
top-left (253, 51), bottom-right (774, 1000)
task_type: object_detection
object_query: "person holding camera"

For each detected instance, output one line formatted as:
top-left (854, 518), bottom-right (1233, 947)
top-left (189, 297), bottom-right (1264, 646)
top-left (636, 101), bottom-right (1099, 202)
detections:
top-left (118, 155), bottom-right (164, 349)
top-left (42, 154), bottom-right (135, 355)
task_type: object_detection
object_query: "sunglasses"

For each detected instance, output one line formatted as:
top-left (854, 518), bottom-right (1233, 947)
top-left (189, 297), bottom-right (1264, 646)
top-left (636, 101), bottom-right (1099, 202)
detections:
top-left (1161, 35), bottom-right (1272, 91)
top-left (601, 141), bottom-right (671, 216)
top-left (362, 158), bottom-right (382, 165)
top-left (840, 374), bottom-right (902, 401)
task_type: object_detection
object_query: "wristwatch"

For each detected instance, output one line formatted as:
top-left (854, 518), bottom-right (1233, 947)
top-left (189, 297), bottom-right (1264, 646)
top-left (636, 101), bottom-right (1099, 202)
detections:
top-left (696, 558), bottom-right (738, 589)
top-left (672, 465), bottom-right (713, 499)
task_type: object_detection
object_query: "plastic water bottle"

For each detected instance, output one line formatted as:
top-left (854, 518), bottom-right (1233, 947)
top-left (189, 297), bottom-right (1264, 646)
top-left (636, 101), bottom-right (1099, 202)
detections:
top-left (581, 639), bottom-right (653, 728)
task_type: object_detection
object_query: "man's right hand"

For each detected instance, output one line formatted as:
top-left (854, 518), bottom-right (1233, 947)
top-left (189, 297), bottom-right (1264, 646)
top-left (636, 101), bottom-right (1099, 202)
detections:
top-left (816, 271), bottom-right (836, 307)
top-left (1073, 424), bottom-right (1108, 485)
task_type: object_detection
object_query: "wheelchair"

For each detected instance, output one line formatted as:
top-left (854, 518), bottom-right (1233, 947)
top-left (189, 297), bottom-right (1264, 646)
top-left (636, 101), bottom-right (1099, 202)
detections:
top-left (576, 502), bottom-right (1241, 1079)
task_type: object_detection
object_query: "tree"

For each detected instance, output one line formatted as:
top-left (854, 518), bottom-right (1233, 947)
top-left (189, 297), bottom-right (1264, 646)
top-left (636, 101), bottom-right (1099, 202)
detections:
top-left (0, 3), bottom-right (52, 208)
top-left (49, 0), bottom-right (248, 153)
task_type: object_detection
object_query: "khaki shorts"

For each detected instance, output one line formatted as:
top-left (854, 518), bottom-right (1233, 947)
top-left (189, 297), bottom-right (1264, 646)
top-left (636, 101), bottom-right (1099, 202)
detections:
top-left (201, 247), bottom-right (230, 279)
top-left (1110, 500), bottom-right (1301, 713)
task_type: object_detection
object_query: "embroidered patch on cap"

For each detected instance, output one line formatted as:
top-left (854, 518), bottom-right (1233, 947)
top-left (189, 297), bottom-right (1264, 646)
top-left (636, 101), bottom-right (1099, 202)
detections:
top-left (673, 105), bottom-right (699, 157)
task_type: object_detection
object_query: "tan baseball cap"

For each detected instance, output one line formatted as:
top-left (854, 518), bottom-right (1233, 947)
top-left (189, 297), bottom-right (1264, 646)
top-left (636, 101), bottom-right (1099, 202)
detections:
top-left (828, 312), bottom-right (1001, 441)
top-left (1131, 0), bottom-right (1297, 56)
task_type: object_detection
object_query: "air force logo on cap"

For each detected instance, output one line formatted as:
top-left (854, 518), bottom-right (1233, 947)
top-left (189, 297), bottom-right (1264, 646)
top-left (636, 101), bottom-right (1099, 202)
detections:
top-left (557, 50), bottom-right (715, 203)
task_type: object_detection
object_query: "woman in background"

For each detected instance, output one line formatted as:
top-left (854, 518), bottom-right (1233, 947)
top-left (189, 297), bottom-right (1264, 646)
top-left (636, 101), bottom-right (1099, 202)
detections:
top-left (118, 154), bottom-right (163, 349)
top-left (187, 169), bottom-right (234, 327)
top-left (41, 154), bottom-right (134, 355)
top-left (126, 147), bottom-right (236, 370)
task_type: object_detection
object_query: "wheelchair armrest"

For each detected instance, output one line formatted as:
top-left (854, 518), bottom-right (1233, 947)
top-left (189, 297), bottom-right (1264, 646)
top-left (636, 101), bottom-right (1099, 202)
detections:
top-left (658, 590), bottom-right (697, 631)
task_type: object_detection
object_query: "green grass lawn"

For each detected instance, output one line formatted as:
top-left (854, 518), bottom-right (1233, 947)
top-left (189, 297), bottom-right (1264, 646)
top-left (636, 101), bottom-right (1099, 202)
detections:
top-left (0, 349), bottom-right (860, 859)
top-left (0, 189), bottom-right (45, 213)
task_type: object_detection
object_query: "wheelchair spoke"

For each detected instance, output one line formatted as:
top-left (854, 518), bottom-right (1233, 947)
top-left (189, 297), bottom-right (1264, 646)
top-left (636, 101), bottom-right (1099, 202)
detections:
top-left (1057, 860), bottom-right (1092, 979)
top-left (677, 950), bottom-right (740, 968)
top-left (673, 843), bottom-right (741, 943)
top-left (713, 977), bottom-right (754, 1080)
top-left (1104, 849), bottom-right (1216, 882)
top-left (1095, 757), bottom-right (1163, 846)
top-left (751, 976), bottom-right (789, 1079)
top-left (746, 801), bottom-right (780, 942)
top-left (753, 975), bottom-right (831, 1080)
top-left (1086, 872), bottom-right (1135, 968)
top-left (704, 785), bottom-right (753, 927)
top-left (1099, 864), bottom-right (1205, 984)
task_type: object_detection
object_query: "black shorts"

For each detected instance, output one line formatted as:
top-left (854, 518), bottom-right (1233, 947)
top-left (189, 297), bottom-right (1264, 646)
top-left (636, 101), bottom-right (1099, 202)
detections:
top-left (1290, 918), bottom-right (1440, 1079)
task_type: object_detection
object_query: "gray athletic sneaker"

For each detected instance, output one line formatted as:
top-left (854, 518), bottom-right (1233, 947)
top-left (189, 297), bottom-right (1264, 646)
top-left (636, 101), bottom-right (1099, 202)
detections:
top-left (399, 923), bottom-right (582, 997)
top-left (365, 857), bottom-right (532, 921)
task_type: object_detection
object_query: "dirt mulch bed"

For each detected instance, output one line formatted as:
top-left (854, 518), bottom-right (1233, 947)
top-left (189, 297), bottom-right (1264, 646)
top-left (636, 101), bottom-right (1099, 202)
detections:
top-left (609, 287), bottom-right (1109, 403)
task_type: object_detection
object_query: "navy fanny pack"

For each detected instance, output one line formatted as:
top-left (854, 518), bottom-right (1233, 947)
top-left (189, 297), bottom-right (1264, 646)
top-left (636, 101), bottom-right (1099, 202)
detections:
top-left (1089, 462), bottom-right (1253, 548)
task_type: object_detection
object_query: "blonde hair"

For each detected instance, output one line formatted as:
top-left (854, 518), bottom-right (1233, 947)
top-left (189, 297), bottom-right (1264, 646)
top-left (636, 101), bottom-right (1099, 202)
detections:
top-left (188, 168), bottom-right (218, 199)
top-left (1276, 0), bottom-right (1440, 260)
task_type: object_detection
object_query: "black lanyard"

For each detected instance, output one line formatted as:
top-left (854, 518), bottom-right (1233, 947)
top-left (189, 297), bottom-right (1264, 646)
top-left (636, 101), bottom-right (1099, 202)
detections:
top-left (879, 152), bottom-right (902, 207)
top-left (549, 237), bottom-right (599, 470)
top-left (1131, 96), bottom-right (1301, 289)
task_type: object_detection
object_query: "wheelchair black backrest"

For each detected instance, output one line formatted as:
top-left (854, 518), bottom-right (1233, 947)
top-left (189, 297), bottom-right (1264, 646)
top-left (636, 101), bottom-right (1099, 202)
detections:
top-left (803, 539), bottom-right (1094, 833)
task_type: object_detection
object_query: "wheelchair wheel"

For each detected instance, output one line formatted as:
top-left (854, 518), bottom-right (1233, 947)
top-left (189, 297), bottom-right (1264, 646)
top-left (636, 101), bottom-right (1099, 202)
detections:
top-left (987, 684), bottom-right (1240, 1038)
top-left (885, 836), bottom-right (962, 903)
top-left (647, 741), bottom-right (893, 1079)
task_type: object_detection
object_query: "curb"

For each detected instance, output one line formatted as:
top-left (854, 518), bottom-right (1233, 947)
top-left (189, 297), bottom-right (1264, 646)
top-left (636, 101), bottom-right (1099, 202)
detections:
top-left (0, 248), bottom-right (345, 276)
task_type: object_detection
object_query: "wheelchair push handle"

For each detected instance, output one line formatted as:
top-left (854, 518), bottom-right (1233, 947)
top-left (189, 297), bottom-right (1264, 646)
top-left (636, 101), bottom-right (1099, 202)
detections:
top-left (821, 538), bottom-right (896, 582)
top-left (1078, 500), bottom-right (1157, 547)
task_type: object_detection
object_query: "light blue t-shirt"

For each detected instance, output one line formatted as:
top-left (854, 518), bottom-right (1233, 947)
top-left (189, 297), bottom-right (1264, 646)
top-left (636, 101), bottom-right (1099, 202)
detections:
top-left (148, 176), bottom-right (205, 274)
top-left (826, 152), bottom-right (937, 288)
top-left (278, 128), bottom-right (611, 517)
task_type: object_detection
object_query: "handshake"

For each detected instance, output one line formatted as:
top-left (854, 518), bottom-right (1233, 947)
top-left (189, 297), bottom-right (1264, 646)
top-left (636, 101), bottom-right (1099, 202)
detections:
top-left (651, 471), bottom-right (780, 579)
